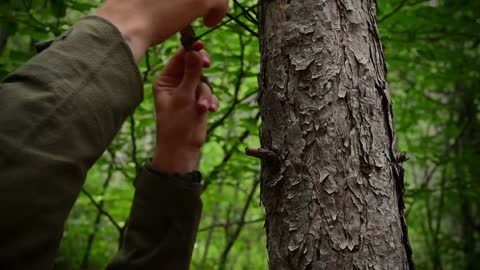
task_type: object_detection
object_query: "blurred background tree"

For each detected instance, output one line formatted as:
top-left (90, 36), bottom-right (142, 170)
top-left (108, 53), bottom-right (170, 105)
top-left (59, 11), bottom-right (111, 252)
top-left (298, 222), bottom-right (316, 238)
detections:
top-left (0, 0), bottom-right (478, 269)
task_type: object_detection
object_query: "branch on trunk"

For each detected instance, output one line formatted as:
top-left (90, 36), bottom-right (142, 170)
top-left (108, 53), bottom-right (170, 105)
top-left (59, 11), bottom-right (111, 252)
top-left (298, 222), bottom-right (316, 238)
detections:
top-left (245, 147), bottom-right (277, 162)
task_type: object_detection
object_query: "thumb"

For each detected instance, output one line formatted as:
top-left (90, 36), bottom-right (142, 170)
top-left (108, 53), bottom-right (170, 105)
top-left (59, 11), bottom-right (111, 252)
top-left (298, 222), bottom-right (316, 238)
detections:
top-left (178, 52), bottom-right (203, 98)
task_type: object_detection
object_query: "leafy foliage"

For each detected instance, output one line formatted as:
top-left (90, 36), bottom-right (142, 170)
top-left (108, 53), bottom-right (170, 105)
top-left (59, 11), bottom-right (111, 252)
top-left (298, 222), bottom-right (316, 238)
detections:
top-left (1, 0), bottom-right (478, 269)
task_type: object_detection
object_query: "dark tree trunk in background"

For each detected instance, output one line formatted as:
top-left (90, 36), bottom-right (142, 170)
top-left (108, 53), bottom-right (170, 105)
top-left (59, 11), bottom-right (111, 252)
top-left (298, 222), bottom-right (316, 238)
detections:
top-left (454, 84), bottom-right (479, 270)
top-left (257, 0), bottom-right (414, 269)
top-left (0, 28), bottom-right (7, 56)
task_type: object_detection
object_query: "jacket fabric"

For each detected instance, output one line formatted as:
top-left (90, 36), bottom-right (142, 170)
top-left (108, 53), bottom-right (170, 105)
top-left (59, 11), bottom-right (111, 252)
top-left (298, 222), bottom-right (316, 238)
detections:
top-left (0, 16), bottom-right (202, 270)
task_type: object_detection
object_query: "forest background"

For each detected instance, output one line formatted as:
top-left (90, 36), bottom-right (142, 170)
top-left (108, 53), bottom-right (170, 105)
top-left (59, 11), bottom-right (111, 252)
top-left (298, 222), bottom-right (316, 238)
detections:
top-left (0, 0), bottom-right (478, 269)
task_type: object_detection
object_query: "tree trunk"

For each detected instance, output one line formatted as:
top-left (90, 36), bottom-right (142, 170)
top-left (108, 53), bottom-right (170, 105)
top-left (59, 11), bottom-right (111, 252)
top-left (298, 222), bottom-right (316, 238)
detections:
top-left (257, 0), bottom-right (414, 269)
top-left (0, 27), bottom-right (7, 56)
top-left (454, 84), bottom-right (479, 270)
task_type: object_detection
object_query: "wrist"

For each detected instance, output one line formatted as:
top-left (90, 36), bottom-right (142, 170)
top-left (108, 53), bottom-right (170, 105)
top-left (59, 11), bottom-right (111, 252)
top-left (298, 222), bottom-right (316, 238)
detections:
top-left (94, 5), bottom-right (151, 63)
top-left (152, 146), bottom-right (201, 174)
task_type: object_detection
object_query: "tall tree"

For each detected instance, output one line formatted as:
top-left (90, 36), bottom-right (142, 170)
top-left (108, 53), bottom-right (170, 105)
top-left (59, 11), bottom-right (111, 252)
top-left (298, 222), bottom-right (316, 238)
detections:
top-left (256, 0), bottom-right (414, 269)
top-left (0, 28), bottom-right (6, 56)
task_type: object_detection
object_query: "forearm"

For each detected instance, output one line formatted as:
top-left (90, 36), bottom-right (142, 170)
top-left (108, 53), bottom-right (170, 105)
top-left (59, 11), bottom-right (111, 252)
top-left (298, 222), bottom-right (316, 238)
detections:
top-left (93, 0), bottom-right (229, 63)
top-left (94, 5), bottom-right (150, 62)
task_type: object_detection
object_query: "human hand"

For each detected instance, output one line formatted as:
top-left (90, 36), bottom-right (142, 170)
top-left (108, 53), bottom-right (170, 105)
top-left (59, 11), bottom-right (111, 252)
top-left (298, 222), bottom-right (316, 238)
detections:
top-left (151, 43), bottom-right (219, 174)
top-left (94, 0), bottom-right (229, 62)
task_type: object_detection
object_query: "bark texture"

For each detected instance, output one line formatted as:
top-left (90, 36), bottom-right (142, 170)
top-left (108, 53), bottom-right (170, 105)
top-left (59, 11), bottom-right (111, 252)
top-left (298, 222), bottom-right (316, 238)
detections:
top-left (257, 0), bottom-right (414, 269)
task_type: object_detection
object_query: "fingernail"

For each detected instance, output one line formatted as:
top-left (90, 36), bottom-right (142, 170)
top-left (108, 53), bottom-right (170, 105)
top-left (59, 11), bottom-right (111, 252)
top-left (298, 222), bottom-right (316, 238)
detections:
top-left (201, 98), bottom-right (210, 106)
top-left (198, 101), bottom-right (209, 112)
top-left (194, 41), bottom-right (204, 51)
top-left (202, 56), bottom-right (211, 67)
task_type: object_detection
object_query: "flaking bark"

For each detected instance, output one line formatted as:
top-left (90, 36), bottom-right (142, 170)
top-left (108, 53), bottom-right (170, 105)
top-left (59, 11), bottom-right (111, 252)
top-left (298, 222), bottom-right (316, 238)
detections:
top-left (257, 0), bottom-right (414, 269)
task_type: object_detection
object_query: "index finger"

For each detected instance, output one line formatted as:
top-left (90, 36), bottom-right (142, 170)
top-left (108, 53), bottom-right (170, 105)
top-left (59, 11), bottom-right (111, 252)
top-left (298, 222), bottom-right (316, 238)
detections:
top-left (161, 41), bottom-right (206, 77)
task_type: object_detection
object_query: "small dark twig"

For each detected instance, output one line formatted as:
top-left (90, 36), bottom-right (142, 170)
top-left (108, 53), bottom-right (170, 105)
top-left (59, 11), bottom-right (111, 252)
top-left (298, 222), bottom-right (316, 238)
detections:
top-left (203, 113), bottom-right (260, 190)
top-left (226, 13), bottom-right (258, 37)
top-left (207, 33), bottom-right (246, 135)
top-left (81, 151), bottom-right (115, 269)
top-left (129, 115), bottom-right (140, 174)
top-left (81, 188), bottom-right (122, 233)
top-left (379, 0), bottom-right (408, 23)
top-left (232, 0), bottom-right (258, 24)
top-left (245, 147), bottom-right (277, 162)
top-left (219, 178), bottom-right (260, 270)
top-left (198, 217), bottom-right (264, 232)
top-left (21, 0), bottom-right (60, 35)
top-left (397, 151), bottom-right (409, 163)
top-left (195, 4), bottom-right (259, 40)
top-left (143, 50), bottom-right (151, 83)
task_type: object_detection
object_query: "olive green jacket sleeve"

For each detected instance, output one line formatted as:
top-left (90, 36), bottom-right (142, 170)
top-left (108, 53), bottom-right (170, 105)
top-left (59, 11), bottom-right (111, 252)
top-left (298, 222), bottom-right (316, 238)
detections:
top-left (107, 165), bottom-right (202, 270)
top-left (0, 16), bottom-right (202, 270)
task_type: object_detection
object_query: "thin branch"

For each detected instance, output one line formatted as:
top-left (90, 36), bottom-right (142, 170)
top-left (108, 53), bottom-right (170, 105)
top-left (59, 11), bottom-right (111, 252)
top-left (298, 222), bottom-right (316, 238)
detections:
top-left (202, 112), bottom-right (260, 190)
top-left (226, 13), bottom-right (258, 37)
top-left (143, 49), bottom-right (151, 83)
top-left (198, 217), bottom-right (264, 232)
top-left (129, 115), bottom-right (140, 174)
top-left (378, 0), bottom-right (408, 24)
top-left (379, 0), bottom-right (431, 23)
top-left (245, 147), bottom-right (277, 161)
top-left (232, 0), bottom-right (258, 24)
top-left (126, 49), bottom-right (151, 176)
top-left (207, 34), bottom-right (246, 135)
top-left (81, 188), bottom-right (122, 233)
top-left (200, 183), bottom-right (224, 267)
top-left (21, 0), bottom-right (60, 35)
top-left (196, 4), bottom-right (259, 40)
top-left (219, 178), bottom-right (260, 270)
top-left (81, 151), bottom-right (115, 269)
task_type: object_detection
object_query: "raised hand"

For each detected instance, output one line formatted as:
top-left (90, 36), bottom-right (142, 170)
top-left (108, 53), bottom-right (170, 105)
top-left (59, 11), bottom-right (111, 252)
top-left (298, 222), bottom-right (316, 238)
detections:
top-left (151, 43), bottom-right (219, 173)
top-left (94, 0), bottom-right (229, 62)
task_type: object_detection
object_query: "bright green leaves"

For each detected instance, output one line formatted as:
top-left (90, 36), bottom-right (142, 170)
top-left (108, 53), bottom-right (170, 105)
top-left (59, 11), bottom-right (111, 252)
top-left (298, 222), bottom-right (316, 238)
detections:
top-left (2, 0), bottom-right (479, 269)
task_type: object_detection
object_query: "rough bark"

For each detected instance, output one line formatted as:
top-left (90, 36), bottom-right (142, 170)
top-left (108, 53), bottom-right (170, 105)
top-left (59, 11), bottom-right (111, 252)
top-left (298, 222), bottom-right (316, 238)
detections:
top-left (257, 0), bottom-right (414, 269)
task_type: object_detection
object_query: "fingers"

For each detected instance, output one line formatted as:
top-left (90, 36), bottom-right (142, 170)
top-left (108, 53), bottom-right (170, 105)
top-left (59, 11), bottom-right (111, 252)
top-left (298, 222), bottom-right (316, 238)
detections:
top-left (199, 49), bottom-right (211, 67)
top-left (204, 0), bottom-right (229, 27)
top-left (194, 41), bottom-right (205, 51)
top-left (178, 51), bottom-right (203, 99)
top-left (210, 95), bottom-right (219, 112)
top-left (196, 82), bottom-right (213, 112)
top-left (161, 42), bottom-right (209, 77)
top-left (196, 82), bottom-right (219, 112)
